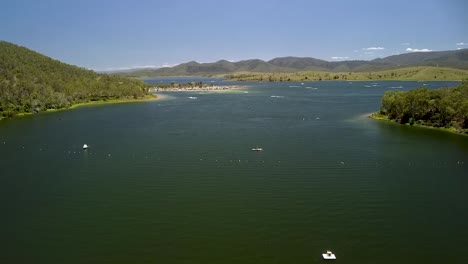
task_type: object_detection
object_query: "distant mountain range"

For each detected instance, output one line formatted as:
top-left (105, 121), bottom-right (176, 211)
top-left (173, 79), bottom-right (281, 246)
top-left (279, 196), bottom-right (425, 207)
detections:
top-left (119, 49), bottom-right (468, 77)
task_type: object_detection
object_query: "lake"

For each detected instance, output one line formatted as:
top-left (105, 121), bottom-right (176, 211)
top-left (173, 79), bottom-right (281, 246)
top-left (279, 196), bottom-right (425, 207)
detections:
top-left (1, 79), bottom-right (467, 264)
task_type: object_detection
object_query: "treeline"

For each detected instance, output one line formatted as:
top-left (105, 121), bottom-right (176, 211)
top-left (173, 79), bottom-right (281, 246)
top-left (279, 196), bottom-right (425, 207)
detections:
top-left (378, 80), bottom-right (468, 133)
top-left (0, 41), bottom-right (149, 118)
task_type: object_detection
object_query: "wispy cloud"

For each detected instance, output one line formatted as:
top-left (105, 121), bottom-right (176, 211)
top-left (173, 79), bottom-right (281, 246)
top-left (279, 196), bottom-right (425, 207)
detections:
top-left (331, 56), bottom-right (349, 60)
top-left (401, 43), bottom-right (411, 46)
top-left (363, 47), bottom-right (385, 50)
top-left (96, 63), bottom-right (178, 72)
top-left (406, 48), bottom-right (432, 52)
top-left (456, 42), bottom-right (466, 46)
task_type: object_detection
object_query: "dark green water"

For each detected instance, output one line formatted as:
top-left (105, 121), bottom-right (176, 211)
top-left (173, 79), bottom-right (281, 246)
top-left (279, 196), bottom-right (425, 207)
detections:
top-left (1, 80), bottom-right (467, 264)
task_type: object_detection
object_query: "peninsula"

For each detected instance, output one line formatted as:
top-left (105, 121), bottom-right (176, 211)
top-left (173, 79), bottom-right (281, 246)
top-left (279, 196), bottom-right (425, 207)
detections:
top-left (149, 81), bottom-right (243, 92)
top-left (370, 80), bottom-right (468, 135)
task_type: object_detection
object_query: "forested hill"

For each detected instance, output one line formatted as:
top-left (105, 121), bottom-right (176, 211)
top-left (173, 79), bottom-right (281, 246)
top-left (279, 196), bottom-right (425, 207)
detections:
top-left (0, 41), bottom-right (149, 118)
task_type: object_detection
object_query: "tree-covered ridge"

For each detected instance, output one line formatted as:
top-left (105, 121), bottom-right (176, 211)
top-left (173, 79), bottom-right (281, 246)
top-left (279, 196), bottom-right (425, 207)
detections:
top-left (0, 41), bottom-right (149, 117)
top-left (376, 80), bottom-right (468, 134)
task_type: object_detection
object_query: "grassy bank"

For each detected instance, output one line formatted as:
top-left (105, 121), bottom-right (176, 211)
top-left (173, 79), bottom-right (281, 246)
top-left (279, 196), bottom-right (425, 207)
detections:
top-left (224, 66), bottom-right (468, 82)
top-left (67, 95), bottom-right (157, 109)
top-left (3, 95), bottom-right (157, 120)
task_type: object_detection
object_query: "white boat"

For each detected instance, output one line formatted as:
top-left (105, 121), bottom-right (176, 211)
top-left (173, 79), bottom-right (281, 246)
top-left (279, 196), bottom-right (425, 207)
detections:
top-left (251, 147), bottom-right (263, 151)
top-left (83, 144), bottom-right (89, 150)
top-left (322, 250), bottom-right (336, 260)
top-left (188, 96), bottom-right (198, 99)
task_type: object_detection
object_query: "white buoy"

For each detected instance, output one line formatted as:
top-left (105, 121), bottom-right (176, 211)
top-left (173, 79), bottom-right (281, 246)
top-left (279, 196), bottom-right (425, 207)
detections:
top-left (83, 144), bottom-right (89, 150)
top-left (322, 250), bottom-right (336, 260)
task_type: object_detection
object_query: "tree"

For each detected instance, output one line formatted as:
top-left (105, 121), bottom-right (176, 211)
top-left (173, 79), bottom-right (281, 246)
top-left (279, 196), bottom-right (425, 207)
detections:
top-left (378, 81), bottom-right (468, 134)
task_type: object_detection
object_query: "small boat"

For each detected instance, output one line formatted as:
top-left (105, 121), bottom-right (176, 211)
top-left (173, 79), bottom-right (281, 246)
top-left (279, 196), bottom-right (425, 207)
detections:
top-left (188, 96), bottom-right (198, 99)
top-left (83, 144), bottom-right (89, 150)
top-left (251, 147), bottom-right (263, 152)
top-left (322, 250), bottom-right (336, 260)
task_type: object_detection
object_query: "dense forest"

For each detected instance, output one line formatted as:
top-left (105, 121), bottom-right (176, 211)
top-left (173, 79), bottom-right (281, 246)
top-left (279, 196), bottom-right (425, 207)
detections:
top-left (0, 41), bottom-right (150, 118)
top-left (376, 80), bottom-right (468, 134)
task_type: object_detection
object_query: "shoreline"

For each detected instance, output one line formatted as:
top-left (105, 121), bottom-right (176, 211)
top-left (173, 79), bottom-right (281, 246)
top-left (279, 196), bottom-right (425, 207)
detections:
top-left (224, 78), bottom-right (464, 82)
top-left (67, 94), bottom-right (158, 109)
top-left (149, 85), bottom-right (245, 92)
top-left (369, 112), bottom-right (468, 137)
top-left (2, 95), bottom-right (158, 120)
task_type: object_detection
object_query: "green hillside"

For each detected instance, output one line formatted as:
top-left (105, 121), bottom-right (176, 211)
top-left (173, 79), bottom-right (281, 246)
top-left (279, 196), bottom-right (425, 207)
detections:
top-left (224, 66), bottom-right (468, 81)
top-left (374, 49), bottom-right (468, 69)
top-left (0, 41), bottom-right (150, 118)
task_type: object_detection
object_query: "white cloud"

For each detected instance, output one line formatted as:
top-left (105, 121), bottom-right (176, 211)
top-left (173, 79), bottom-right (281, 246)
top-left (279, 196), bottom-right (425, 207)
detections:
top-left (364, 51), bottom-right (374, 55)
top-left (401, 43), bottom-right (411, 46)
top-left (363, 47), bottom-right (385, 50)
top-left (331, 56), bottom-right (349, 60)
top-left (161, 63), bottom-right (177, 67)
top-left (456, 42), bottom-right (466, 46)
top-left (105, 65), bottom-right (159, 71)
top-left (457, 48), bottom-right (463, 50)
top-left (95, 63), bottom-right (179, 72)
top-left (406, 48), bottom-right (432, 52)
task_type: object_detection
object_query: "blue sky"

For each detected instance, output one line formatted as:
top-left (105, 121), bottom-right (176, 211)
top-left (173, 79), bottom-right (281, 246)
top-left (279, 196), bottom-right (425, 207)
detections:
top-left (1, 0), bottom-right (467, 71)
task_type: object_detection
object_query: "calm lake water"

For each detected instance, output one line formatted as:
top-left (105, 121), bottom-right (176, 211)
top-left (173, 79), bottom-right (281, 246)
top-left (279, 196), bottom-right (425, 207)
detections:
top-left (1, 79), bottom-right (467, 264)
